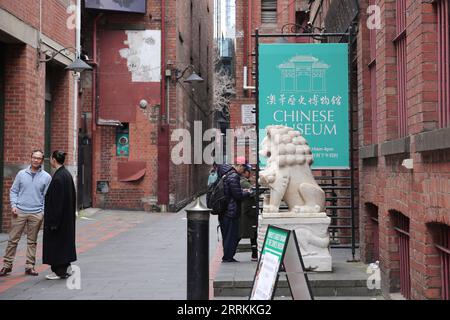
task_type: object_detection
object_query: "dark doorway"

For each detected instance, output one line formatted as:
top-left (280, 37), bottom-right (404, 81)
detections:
top-left (0, 43), bottom-right (5, 231)
top-left (77, 113), bottom-right (92, 209)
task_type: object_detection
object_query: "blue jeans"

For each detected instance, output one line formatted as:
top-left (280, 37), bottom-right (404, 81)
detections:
top-left (219, 215), bottom-right (239, 261)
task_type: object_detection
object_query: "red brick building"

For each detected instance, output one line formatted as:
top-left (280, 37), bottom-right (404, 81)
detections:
top-left (0, 0), bottom-right (214, 232)
top-left (0, 0), bottom-right (77, 231)
top-left (355, 0), bottom-right (450, 300)
top-left (230, 0), bottom-right (450, 299)
top-left (312, 0), bottom-right (450, 300)
top-left (229, 0), bottom-right (299, 143)
top-left (79, 0), bottom-right (214, 212)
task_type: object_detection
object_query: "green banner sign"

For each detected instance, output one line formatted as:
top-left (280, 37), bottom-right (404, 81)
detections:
top-left (258, 43), bottom-right (349, 169)
top-left (250, 226), bottom-right (289, 300)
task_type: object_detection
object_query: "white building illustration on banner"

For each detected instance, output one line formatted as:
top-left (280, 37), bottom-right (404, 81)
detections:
top-left (278, 55), bottom-right (330, 93)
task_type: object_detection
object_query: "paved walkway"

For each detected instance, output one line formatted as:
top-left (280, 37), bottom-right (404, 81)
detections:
top-left (0, 198), bottom-right (222, 300)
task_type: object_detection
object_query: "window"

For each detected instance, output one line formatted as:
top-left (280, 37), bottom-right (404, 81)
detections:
top-left (435, 225), bottom-right (450, 300)
top-left (261, 0), bottom-right (277, 24)
top-left (394, 0), bottom-right (407, 137)
top-left (436, 0), bottom-right (450, 128)
top-left (393, 211), bottom-right (411, 299)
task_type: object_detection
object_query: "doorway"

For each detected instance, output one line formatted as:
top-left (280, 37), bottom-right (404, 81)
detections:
top-left (77, 112), bottom-right (92, 209)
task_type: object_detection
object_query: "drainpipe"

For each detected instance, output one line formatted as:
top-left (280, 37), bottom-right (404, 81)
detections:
top-left (158, 0), bottom-right (169, 212)
top-left (73, 0), bottom-right (81, 214)
top-left (243, 0), bottom-right (247, 92)
top-left (243, 0), bottom-right (255, 93)
top-left (91, 13), bottom-right (102, 208)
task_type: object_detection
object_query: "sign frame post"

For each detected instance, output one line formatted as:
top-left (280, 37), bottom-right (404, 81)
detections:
top-left (253, 27), bottom-right (358, 260)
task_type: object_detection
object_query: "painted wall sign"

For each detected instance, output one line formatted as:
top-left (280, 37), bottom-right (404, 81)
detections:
top-left (116, 125), bottom-right (129, 156)
top-left (258, 43), bottom-right (349, 169)
top-left (98, 29), bottom-right (161, 122)
top-left (242, 104), bottom-right (256, 124)
top-left (119, 30), bottom-right (161, 83)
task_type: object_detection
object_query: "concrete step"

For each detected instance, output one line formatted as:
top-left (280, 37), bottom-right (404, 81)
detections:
top-left (214, 276), bottom-right (382, 297)
top-left (213, 250), bottom-right (382, 298)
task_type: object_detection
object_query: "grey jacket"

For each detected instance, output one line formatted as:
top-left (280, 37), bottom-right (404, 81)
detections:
top-left (10, 166), bottom-right (52, 213)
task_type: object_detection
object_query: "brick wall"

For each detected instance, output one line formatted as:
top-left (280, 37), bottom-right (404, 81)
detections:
top-left (0, 0), bottom-right (76, 49)
top-left (0, 0), bottom-right (76, 231)
top-left (356, 0), bottom-right (450, 299)
top-left (230, 0), bottom-right (296, 143)
top-left (81, 0), bottom-right (213, 211)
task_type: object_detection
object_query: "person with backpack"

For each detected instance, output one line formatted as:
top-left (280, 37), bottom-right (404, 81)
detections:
top-left (216, 164), bottom-right (252, 263)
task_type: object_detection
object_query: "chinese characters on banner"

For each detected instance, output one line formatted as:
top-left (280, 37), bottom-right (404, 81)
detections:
top-left (258, 44), bottom-right (350, 169)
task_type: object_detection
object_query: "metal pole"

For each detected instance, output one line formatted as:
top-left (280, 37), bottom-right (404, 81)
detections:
top-left (348, 24), bottom-right (357, 261)
top-left (255, 28), bottom-right (260, 217)
top-left (251, 32), bottom-right (350, 38)
top-left (186, 198), bottom-right (211, 300)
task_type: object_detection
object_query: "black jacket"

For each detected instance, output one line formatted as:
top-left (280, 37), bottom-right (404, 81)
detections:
top-left (218, 164), bottom-right (249, 219)
top-left (43, 166), bottom-right (77, 266)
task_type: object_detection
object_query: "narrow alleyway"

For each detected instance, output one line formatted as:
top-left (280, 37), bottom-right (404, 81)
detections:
top-left (0, 199), bottom-right (220, 300)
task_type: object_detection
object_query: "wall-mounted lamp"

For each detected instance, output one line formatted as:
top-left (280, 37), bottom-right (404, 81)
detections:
top-left (175, 65), bottom-right (204, 83)
top-left (38, 47), bottom-right (92, 73)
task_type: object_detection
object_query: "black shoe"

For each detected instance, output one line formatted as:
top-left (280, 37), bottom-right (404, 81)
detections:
top-left (0, 267), bottom-right (12, 277)
top-left (25, 268), bottom-right (39, 276)
top-left (222, 258), bottom-right (239, 263)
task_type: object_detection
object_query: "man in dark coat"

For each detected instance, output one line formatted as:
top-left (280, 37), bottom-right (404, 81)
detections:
top-left (217, 164), bottom-right (251, 262)
top-left (43, 150), bottom-right (77, 280)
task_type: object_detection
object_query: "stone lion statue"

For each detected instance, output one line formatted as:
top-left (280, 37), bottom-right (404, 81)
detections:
top-left (259, 125), bottom-right (325, 214)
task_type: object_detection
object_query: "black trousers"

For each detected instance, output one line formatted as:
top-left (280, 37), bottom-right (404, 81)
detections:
top-left (51, 263), bottom-right (70, 277)
top-left (219, 215), bottom-right (240, 261)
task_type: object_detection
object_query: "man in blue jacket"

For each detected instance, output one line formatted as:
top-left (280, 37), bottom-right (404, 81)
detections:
top-left (217, 164), bottom-right (252, 262)
top-left (0, 150), bottom-right (51, 277)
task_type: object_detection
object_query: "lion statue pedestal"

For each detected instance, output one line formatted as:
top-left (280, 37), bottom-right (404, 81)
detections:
top-left (257, 212), bottom-right (332, 272)
top-left (257, 125), bottom-right (332, 272)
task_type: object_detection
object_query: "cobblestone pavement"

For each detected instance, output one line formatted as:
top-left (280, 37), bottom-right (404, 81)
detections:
top-left (0, 201), bottom-right (221, 300)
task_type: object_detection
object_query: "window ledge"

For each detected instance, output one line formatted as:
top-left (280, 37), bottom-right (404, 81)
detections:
top-left (380, 137), bottom-right (410, 156)
top-left (360, 144), bottom-right (378, 159)
top-left (415, 127), bottom-right (450, 152)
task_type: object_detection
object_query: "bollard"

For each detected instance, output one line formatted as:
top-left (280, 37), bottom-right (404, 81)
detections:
top-left (185, 197), bottom-right (211, 300)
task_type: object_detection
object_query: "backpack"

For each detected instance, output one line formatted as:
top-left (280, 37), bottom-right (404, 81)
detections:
top-left (206, 173), bottom-right (230, 215)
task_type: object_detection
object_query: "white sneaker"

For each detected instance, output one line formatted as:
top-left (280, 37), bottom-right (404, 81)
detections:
top-left (45, 273), bottom-right (61, 280)
top-left (66, 266), bottom-right (73, 276)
